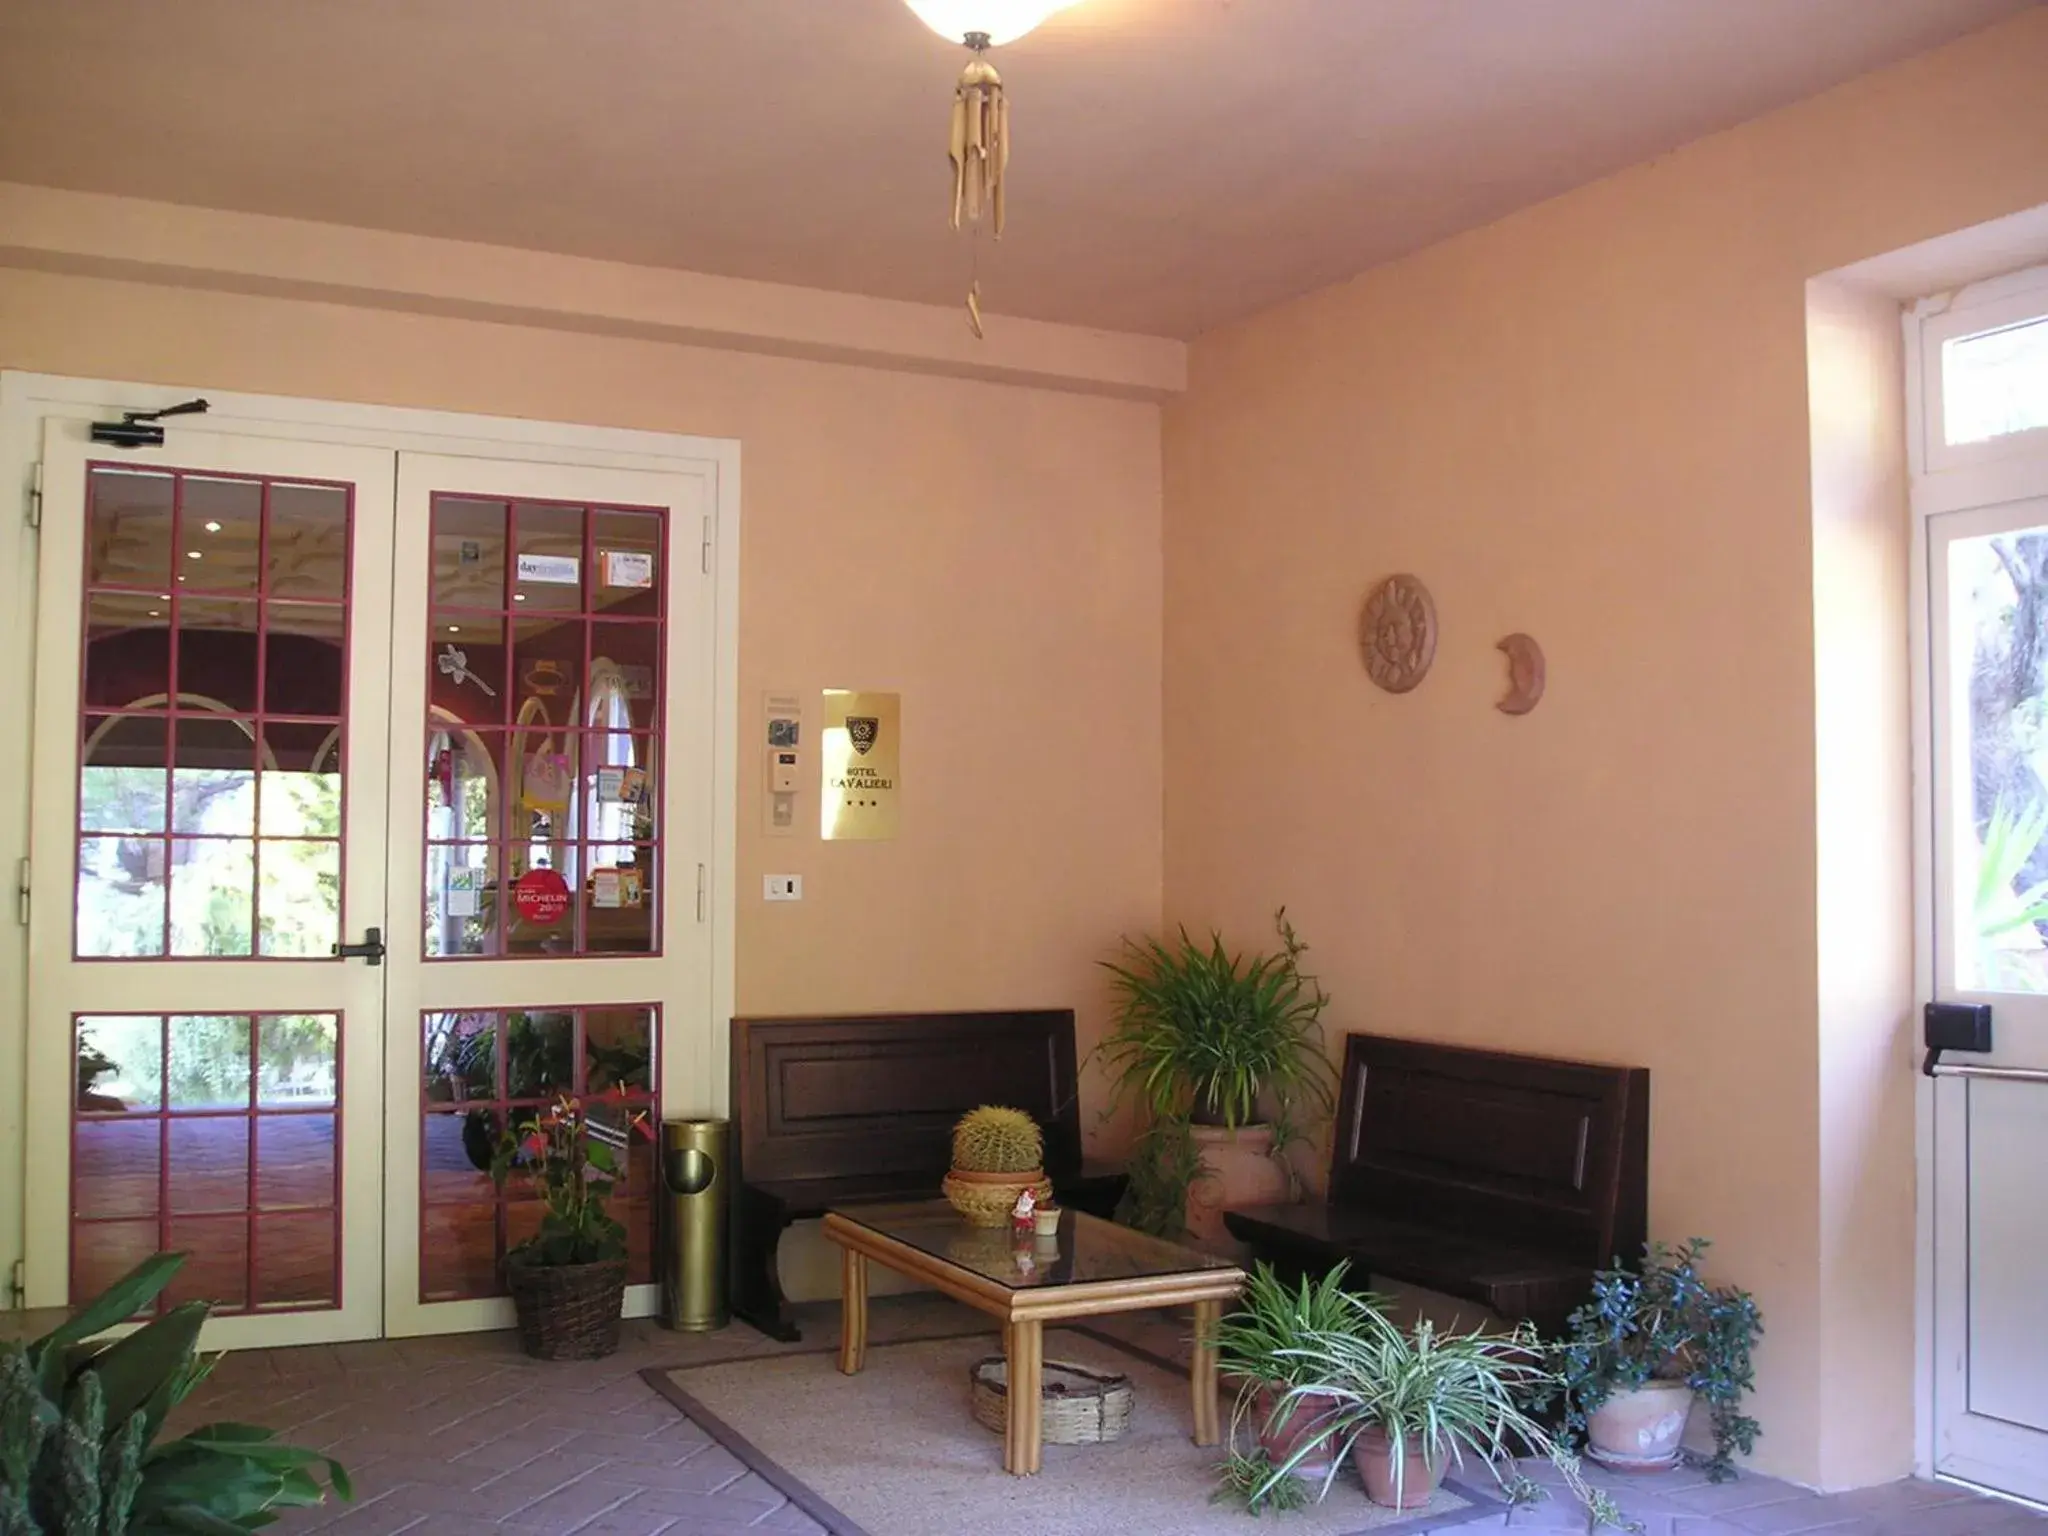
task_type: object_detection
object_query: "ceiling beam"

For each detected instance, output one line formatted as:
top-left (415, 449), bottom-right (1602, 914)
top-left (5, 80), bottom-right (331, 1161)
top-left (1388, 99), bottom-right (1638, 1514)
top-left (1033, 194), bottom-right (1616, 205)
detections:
top-left (0, 183), bottom-right (1185, 401)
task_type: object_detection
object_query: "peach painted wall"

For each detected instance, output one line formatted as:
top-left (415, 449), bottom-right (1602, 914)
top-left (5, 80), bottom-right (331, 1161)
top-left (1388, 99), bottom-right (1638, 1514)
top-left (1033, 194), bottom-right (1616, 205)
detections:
top-left (1161, 7), bottom-right (2048, 1491)
top-left (0, 266), bottom-right (1164, 1297)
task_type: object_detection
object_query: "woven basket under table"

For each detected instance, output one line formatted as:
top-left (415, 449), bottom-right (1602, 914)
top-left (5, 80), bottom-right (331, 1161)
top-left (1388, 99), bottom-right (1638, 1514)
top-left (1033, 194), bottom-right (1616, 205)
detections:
top-left (504, 1257), bottom-right (627, 1360)
top-left (969, 1356), bottom-right (1134, 1444)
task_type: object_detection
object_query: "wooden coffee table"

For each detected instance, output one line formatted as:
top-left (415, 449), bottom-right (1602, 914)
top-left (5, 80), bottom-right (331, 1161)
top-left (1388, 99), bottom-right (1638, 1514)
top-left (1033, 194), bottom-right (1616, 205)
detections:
top-left (821, 1200), bottom-right (1246, 1476)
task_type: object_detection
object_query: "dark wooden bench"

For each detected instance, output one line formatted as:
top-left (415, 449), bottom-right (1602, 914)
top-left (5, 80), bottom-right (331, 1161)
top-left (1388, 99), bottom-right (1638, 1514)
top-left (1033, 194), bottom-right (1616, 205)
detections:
top-left (1223, 1033), bottom-right (1647, 1334)
top-left (729, 1009), bottom-right (1125, 1341)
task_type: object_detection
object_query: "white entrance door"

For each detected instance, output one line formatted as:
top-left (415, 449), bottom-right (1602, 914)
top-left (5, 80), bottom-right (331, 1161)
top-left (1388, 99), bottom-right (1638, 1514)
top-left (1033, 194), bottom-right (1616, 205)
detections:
top-left (24, 419), bottom-right (395, 1349)
top-left (381, 453), bottom-right (716, 1337)
top-left (1926, 494), bottom-right (2048, 1502)
top-left (23, 412), bottom-right (724, 1349)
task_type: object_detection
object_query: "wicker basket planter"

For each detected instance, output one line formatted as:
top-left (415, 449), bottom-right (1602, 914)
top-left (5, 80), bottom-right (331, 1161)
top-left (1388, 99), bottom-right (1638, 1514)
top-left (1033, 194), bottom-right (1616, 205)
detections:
top-left (969, 1356), bottom-right (1134, 1444)
top-left (941, 1167), bottom-right (1053, 1227)
top-left (504, 1256), bottom-right (627, 1360)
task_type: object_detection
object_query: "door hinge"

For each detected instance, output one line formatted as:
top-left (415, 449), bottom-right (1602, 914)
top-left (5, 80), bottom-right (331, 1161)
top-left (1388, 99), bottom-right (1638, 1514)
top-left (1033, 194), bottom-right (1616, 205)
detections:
top-left (15, 857), bottom-right (28, 928)
top-left (695, 863), bottom-right (707, 923)
top-left (26, 463), bottom-right (43, 530)
top-left (701, 514), bottom-right (713, 576)
top-left (7, 1258), bottom-right (23, 1310)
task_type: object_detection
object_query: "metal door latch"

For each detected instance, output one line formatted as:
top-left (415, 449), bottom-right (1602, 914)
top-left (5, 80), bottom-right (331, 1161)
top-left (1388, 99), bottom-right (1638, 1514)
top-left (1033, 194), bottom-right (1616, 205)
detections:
top-left (332, 927), bottom-right (387, 966)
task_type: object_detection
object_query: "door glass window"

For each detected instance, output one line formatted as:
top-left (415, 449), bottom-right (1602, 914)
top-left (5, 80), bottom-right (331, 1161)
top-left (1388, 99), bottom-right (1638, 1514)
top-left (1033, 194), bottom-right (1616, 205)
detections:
top-left (1947, 526), bottom-right (2048, 993)
top-left (72, 1012), bottom-right (340, 1313)
top-left (76, 466), bottom-right (350, 958)
top-left (417, 1006), bottom-right (659, 1301)
top-left (424, 495), bottom-right (665, 959)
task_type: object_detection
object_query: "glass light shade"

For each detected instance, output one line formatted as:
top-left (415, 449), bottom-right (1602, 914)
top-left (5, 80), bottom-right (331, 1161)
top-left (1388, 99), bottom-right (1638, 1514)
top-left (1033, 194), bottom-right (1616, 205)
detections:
top-left (902, 0), bottom-right (1078, 46)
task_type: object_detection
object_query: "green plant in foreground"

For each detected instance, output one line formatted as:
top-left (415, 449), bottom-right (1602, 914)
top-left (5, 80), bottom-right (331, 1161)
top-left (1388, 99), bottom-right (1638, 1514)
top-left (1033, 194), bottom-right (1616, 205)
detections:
top-left (1542, 1237), bottom-right (1762, 1483)
top-left (1225, 1287), bottom-right (1634, 1531)
top-left (950, 1107), bottom-right (1044, 1174)
top-left (0, 1252), bottom-right (350, 1534)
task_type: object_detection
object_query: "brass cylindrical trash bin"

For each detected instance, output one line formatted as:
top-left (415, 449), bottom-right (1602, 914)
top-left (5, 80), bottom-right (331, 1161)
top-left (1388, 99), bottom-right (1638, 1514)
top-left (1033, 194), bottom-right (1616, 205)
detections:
top-left (658, 1118), bottom-right (729, 1331)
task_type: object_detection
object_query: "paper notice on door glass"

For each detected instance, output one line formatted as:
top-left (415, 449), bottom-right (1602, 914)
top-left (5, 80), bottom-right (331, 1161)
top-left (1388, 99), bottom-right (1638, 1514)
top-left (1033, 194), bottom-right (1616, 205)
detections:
top-left (445, 868), bottom-right (481, 918)
top-left (596, 766), bottom-right (625, 804)
top-left (601, 549), bottom-right (655, 589)
top-left (516, 552), bottom-right (580, 586)
top-left (593, 868), bottom-right (644, 909)
top-left (821, 690), bottom-right (900, 841)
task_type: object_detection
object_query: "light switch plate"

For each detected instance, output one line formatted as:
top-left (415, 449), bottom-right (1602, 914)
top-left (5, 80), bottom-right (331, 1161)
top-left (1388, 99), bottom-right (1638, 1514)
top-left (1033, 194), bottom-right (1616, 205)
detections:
top-left (764, 874), bottom-right (802, 902)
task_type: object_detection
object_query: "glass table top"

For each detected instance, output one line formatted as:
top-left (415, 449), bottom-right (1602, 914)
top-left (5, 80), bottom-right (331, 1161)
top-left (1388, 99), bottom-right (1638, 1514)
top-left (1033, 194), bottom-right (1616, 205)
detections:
top-left (828, 1199), bottom-right (1242, 1291)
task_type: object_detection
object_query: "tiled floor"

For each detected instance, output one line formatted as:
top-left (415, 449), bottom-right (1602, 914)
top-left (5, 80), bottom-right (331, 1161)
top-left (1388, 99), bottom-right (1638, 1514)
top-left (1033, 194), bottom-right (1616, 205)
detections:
top-left (163, 1299), bottom-right (2047, 1536)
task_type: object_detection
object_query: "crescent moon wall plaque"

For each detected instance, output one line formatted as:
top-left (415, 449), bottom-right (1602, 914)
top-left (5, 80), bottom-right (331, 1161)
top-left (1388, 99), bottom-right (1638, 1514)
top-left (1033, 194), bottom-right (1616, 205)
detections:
top-left (1359, 575), bottom-right (1438, 693)
top-left (1495, 633), bottom-right (1546, 715)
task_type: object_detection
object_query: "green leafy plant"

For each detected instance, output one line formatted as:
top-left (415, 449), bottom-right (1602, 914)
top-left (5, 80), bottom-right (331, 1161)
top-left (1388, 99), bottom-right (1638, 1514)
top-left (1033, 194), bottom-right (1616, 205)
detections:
top-left (1542, 1238), bottom-right (1763, 1482)
top-left (0, 1252), bottom-right (350, 1534)
top-left (1112, 1117), bottom-right (1205, 1238)
top-left (491, 1091), bottom-right (654, 1267)
top-left (1235, 1293), bottom-right (1633, 1530)
top-left (1210, 1448), bottom-right (1312, 1515)
top-left (1096, 909), bottom-right (1335, 1235)
top-left (949, 1107), bottom-right (1044, 1174)
top-left (1215, 1262), bottom-right (1370, 1392)
top-left (1975, 796), bottom-right (2048, 989)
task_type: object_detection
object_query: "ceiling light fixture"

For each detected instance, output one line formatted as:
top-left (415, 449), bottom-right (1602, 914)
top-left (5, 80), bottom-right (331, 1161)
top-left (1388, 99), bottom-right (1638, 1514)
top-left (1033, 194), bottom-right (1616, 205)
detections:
top-left (203, 520), bottom-right (223, 533)
top-left (903, 2), bottom-right (1077, 337)
top-left (902, 1), bottom-right (1075, 47)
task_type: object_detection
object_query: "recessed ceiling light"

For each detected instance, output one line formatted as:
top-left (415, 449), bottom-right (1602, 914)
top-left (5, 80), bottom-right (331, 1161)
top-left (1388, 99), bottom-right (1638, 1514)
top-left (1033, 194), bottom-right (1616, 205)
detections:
top-left (514, 594), bottom-right (526, 602)
top-left (447, 625), bottom-right (461, 634)
top-left (185, 550), bottom-right (202, 560)
top-left (203, 520), bottom-right (222, 533)
top-left (147, 609), bottom-right (160, 618)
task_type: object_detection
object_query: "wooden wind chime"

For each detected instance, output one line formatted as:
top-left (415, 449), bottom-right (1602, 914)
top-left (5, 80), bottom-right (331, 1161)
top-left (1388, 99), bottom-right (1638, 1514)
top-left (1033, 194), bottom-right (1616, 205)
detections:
top-left (947, 32), bottom-right (1010, 337)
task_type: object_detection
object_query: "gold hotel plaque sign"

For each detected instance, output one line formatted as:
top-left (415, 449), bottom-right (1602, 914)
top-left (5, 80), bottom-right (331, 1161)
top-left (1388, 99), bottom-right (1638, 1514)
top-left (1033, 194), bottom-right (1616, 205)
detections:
top-left (821, 690), bottom-right (900, 841)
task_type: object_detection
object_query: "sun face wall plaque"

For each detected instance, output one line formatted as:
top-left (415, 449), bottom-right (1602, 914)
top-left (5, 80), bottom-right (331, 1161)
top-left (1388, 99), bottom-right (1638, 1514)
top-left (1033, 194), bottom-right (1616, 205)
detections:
top-left (1359, 575), bottom-right (1438, 694)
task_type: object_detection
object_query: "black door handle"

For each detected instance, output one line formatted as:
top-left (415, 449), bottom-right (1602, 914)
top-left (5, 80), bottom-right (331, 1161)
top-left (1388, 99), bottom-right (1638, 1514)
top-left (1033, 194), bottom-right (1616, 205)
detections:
top-left (332, 927), bottom-right (387, 966)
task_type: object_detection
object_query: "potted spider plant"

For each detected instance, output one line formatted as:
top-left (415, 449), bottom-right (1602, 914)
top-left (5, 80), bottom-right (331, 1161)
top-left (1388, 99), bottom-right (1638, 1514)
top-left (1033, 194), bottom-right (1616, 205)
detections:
top-left (1232, 1294), bottom-right (1630, 1528)
top-left (1544, 1237), bottom-right (1762, 1480)
top-left (491, 1090), bottom-right (655, 1359)
top-left (1096, 908), bottom-right (1334, 1239)
top-left (1214, 1262), bottom-right (1365, 1485)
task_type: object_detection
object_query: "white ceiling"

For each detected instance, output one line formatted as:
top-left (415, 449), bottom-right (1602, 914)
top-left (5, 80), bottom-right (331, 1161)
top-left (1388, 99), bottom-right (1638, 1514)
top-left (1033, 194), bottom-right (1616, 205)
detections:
top-left (0, 0), bottom-right (2033, 337)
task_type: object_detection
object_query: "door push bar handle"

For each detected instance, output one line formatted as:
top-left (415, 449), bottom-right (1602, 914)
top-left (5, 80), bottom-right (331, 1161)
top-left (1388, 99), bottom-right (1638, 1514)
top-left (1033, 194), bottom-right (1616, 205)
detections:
top-left (1921, 999), bottom-right (2048, 1081)
top-left (332, 927), bottom-right (387, 966)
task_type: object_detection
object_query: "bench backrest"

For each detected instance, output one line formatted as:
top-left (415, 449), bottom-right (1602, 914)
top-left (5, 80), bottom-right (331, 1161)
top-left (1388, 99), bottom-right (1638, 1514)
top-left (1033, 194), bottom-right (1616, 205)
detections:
top-left (729, 1010), bottom-right (1083, 1188)
top-left (1328, 1033), bottom-right (1647, 1271)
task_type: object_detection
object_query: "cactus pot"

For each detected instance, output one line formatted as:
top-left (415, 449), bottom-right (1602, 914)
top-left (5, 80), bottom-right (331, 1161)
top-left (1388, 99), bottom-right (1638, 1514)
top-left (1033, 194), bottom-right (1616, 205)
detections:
top-left (941, 1167), bottom-right (1053, 1227)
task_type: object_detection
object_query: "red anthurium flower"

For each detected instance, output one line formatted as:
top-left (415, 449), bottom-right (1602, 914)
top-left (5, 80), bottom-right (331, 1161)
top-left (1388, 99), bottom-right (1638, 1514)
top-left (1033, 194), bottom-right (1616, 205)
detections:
top-left (521, 1132), bottom-right (547, 1157)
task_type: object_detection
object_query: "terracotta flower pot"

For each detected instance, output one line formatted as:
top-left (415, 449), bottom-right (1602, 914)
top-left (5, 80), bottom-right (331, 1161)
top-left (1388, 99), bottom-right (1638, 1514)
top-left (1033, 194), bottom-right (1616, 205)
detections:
top-left (1351, 1426), bottom-right (1443, 1508)
top-left (1252, 1383), bottom-right (1342, 1479)
top-left (1586, 1380), bottom-right (1694, 1472)
top-left (1184, 1124), bottom-right (1290, 1243)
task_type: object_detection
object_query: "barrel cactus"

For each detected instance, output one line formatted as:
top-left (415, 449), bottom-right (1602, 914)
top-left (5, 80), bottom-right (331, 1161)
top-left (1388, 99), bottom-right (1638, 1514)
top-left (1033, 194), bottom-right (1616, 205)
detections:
top-left (951, 1106), bottom-right (1045, 1173)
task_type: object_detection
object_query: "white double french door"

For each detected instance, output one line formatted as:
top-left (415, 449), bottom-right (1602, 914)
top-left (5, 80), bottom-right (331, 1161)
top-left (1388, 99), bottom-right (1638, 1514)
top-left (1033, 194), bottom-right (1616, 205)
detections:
top-left (1925, 495), bottom-right (2048, 1504)
top-left (22, 413), bottom-right (720, 1347)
